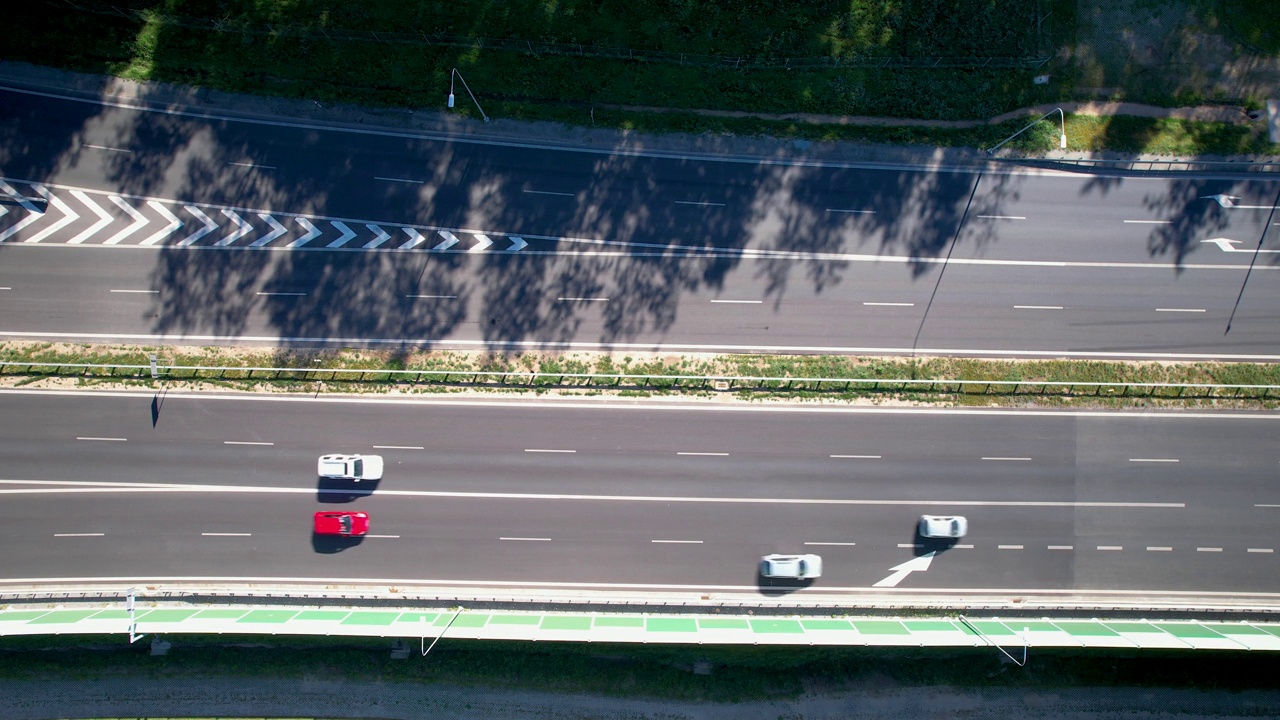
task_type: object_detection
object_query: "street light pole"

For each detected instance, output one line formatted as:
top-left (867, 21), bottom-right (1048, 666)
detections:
top-left (447, 68), bottom-right (489, 123)
top-left (987, 107), bottom-right (1067, 155)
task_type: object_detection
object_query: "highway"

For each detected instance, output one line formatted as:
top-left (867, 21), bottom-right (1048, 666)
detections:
top-left (1, 85), bottom-right (1279, 359)
top-left (1, 389), bottom-right (1277, 598)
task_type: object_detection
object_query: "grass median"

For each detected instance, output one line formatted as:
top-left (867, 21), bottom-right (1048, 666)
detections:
top-left (3, 341), bottom-right (1278, 409)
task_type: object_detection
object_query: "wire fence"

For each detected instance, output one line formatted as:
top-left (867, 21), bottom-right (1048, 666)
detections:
top-left (63, 0), bottom-right (1052, 71)
top-left (5, 361), bottom-right (1278, 401)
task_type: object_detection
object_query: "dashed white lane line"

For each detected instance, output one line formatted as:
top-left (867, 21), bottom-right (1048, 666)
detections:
top-left (84, 144), bottom-right (132, 153)
top-left (373, 445), bottom-right (424, 450)
top-left (405, 294), bottom-right (458, 299)
top-left (1129, 458), bottom-right (1179, 463)
top-left (500, 537), bottom-right (551, 542)
top-left (109, 289), bottom-right (158, 294)
top-left (54, 533), bottom-right (104, 537)
top-left (863, 302), bottom-right (915, 307)
top-left (998, 544), bottom-right (1024, 550)
top-left (525, 449), bottom-right (576, 454)
top-left (557, 297), bottom-right (609, 302)
top-left (710, 299), bottom-right (762, 304)
top-left (202, 532), bottom-right (251, 537)
top-left (228, 162), bottom-right (276, 170)
top-left (256, 292), bottom-right (307, 297)
top-left (954, 544), bottom-right (974, 549)
top-left (1147, 546), bottom-right (1173, 552)
top-left (1123, 220), bottom-right (1172, 224)
top-left (677, 452), bottom-right (729, 456)
top-left (805, 542), bottom-right (857, 546)
top-left (0, 287), bottom-right (10, 290)
top-left (523, 190), bottom-right (575, 197)
top-left (76, 437), bottom-right (126, 442)
top-left (652, 539), bottom-right (703, 544)
top-left (674, 201), bottom-right (726, 207)
top-left (982, 457), bottom-right (1032, 461)
top-left (1248, 548), bottom-right (1275, 554)
top-left (830, 454), bottom-right (882, 459)
top-left (1048, 545), bottom-right (1073, 550)
top-left (1097, 545), bottom-right (1123, 551)
top-left (1197, 547), bottom-right (1223, 552)
top-left (825, 208), bottom-right (876, 215)
top-left (1155, 308), bottom-right (1206, 313)
top-left (1014, 305), bottom-right (1063, 310)
top-left (366, 534), bottom-right (401, 539)
top-left (224, 441), bottom-right (274, 446)
top-left (374, 176), bottom-right (425, 184)
top-left (1257, 504), bottom-right (1280, 508)
top-left (976, 215), bottom-right (1026, 220)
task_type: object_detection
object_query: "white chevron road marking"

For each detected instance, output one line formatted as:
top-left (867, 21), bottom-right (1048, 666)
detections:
top-left (251, 213), bottom-right (287, 247)
top-left (139, 201), bottom-right (183, 246)
top-left (434, 230), bottom-right (459, 251)
top-left (401, 228), bottom-right (427, 249)
top-left (0, 181), bottom-right (45, 242)
top-left (470, 233), bottom-right (493, 252)
top-left (363, 223), bottom-right (391, 249)
top-left (288, 217), bottom-right (321, 247)
top-left (327, 220), bottom-right (356, 248)
top-left (179, 205), bottom-right (218, 246)
top-left (24, 186), bottom-right (79, 243)
top-left (215, 210), bottom-right (252, 246)
top-left (103, 196), bottom-right (147, 245)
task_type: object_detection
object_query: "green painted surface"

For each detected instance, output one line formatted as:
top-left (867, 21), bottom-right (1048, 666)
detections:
top-left (0, 612), bottom-right (49, 622)
top-left (341, 612), bottom-right (398, 626)
top-left (1055, 622), bottom-right (1119, 637)
top-left (395, 613), bottom-right (439, 624)
top-left (29, 610), bottom-right (96, 624)
top-left (488, 615), bottom-right (541, 626)
top-left (440, 614), bottom-right (489, 628)
top-left (1156, 623), bottom-right (1225, 639)
top-left (1103, 622), bottom-right (1165, 633)
top-left (89, 610), bottom-right (131, 620)
top-left (851, 621), bottom-right (910, 635)
top-left (137, 609), bottom-right (199, 623)
top-left (540, 616), bottom-right (591, 631)
top-left (646, 618), bottom-right (697, 633)
top-left (1261, 626), bottom-right (1280, 638)
top-left (969, 621), bottom-right (1017, 636)
top-left (194, 609), bottom-right (249, 620)
top-left (1018, 621), bottom-right (1062, 633)
top-left (593, 616), bottom-right (644, 628)
top-left (801, 619), bottom-right (854, 631)
top-left (697, 619), bottom-right (750, 630)
top-left (902, 621), bottom-right (958, 632)
top-left (1204, 624), bottom-right (1270, 636)
top-left (749, 619), bottom-right (804, 634)
top-left (238, 610), bottom-right (299, 624)
top-left (293, 611), bottom-right (350, 621)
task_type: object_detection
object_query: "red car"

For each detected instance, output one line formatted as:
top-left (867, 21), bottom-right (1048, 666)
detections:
top-left (313, 511), bottom-right (369, 537)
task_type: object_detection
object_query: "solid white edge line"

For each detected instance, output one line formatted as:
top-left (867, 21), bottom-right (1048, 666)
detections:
top-left (522, 190), bottom-right (575, 197)
top-left (1129, 458), bottom-right (1179, 463)
top-left (365, 534), bottom-right (400, 539)
top-left (525, 449), bottom-right (577, 454)
top-left (651, 539), bottom-right (703, 544)
top-left (374, 176), bottom-right (425, 184)
top-left (499, 537), bottom-right (551, 542)
top-left (108, 289), bottom-right (158, 294)
top-left (1123, 220), bottom-right (1172, 224)
top-left (201, 532), bottom-right (252, 537)
top-left (1013, 305), bottom-right (1064, 310)
top-left (255, 292), bottom-right (306, 297)
top-left (54, 533), bottom-right (105, 537)
top-left (676, 452), bottom-right (729, 456)
top-left (405, 294), bottom-right (458, 299)
top-left (1155, 308), bottom-right (1207, 313)
top-left (557, 297), bottom-right (609, 302)
top-left (975, 215), bottom-right (1027, 220)
top-left (804, 542), bottom-right (857, 546)
top-left (863, 302), bottom-right (915, 307)
top-left (982, 457), bottom-right (1032, 461)
top-left (223, 441), bottom-right (274, 446)
top-left (674, 201), bottom-right (726, 207)
top-left (825, 209), bottom-right (875, 214)
top-left (84, 144), bottom-right (131, 153)
top-left (709, 299), bottom-right (762, 304)
top-left (75, 437), bottom-right (126, 442)
top-left (228, 162), bottom-right (276, 170)
top-left (830, 455), bottom-right (882, 459)
top-left (372, 445), bottom-right (424, 450)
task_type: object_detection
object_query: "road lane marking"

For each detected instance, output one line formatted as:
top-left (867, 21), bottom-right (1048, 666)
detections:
top-left (201, 532), bottom-right (251, 537)
top-left (525, 449), bottom-right (576, 453)
top-left (1197, 547), bottom-right (1223, 552)
top-left (500, 537), bottom-right (551, 542)
top-left (998, 544), bottom-right (1024, 549)
top-left (557, 297), bottom-right (609, 302)
top-left (1155, 308), bottom-right (1206, 313)
top-left (366, 534), bottom-right (400, 539)
top-left (84, 144), bottom-right (131, 152)
top-left (0, 287), bottom-right (9, 290)
top-left (76, 437), bottom-right (126, 442)
top-left (373, 445), bottom-right (424, 450)
top-left (954, 544), bottom-right (974, 549)
top-left (224, 441), bottom-right (274, 446)
top-left (830, 454), bottom-right (881, 459)
top-left (897, 543), bottom-right (916, 548)
top-left (1248, 548), bottom-right (1274, 553)
top-left (1257, 504), bottom-right (1280, 508)
top-left (406, 294), bottom-right (458, 299)
top-left (255, 292), bottom-right (307, 297)
top-left (804, 542), bottom-right (857, 546)
top-left (710, 299), bottom-right (762, 304)
top-left (1014, 305), bottom-right (1063, 310)
top-left (1146, 546), bottom-right (1173, 551)
top-left (375, 176), bottom-right (425, 184)
top-left (1048, 545), bottom-right (1073, 550)
top-left (976, 215), bottom-right (1026, 220)
top-left (1097, 545), bottom-right (1123, 551)
top-left (54, 533), bottom-right (104, 537)
top-left (109, 289), bottom-right (158, 294)
top-left (676, 452), bottom-right (729, 456)
top-left (652, 539), bottom-right (703, 544)
top-left (863, 302), bottom-right (915, 307)
top-left (228, 162), bottom-right (275, 170)
top-left (1129, 458), bottom-right (1179, 463)
top-left (1123, 220), bottom-right (1172, 224)
top-left (825, 208), bottom-right (875, 214)
top-left (523, 190), bottom-right (575, 197)
top-left (674, 201), bottom-right (725, 207)
top-left (982, 457), bottom-right (1031, 461)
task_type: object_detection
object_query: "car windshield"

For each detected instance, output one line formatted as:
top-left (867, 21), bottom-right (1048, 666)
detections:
top-left (352, 459), bottom-right (363, 476)
top-left (950, 520), bottom-right (960, 533)
top-left (339, 516), bottom-right (352, 533)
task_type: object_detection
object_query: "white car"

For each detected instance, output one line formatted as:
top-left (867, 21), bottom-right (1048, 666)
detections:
top-left (317, 453), bottom-right (384, 481)
top-left (918, 515), bottom-right (968, 539)
top-left (759, 553), bottom-right (823, 579)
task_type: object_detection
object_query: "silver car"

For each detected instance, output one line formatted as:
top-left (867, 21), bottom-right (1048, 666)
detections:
top-left (918, 515), bottom-right (968, 538)
top-left (317, 453), bottom-right (384, 481)
top-left (759, 553), bottom-right (823, 579)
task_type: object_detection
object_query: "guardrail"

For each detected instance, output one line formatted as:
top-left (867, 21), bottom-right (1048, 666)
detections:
top-left (1000, 157), bottom-right (1280, 175)
top-left (3, 361), bottom-right (1279, 401)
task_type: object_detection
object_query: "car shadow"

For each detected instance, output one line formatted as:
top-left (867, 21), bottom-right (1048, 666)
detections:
top-left (316, 476), bottom-right (380, 503)
top-left (311, 533), bottom-right (365, 554)
top-left (756, 575), bottom-right (816, 597)
top-left (913, 535), bottom-right (958, 556)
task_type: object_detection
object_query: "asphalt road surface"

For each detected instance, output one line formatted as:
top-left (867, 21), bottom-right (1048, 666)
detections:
top-left (1, 389), bottom-right (1277, 599)
top-left (1, 85), bottom-right (1279, 360)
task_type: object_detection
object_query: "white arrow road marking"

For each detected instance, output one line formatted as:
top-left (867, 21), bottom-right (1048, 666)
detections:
top-left (179, 205), bottom-right (218, 246)
top-left (250, 214), bottom-right (287, 247)
top-left (0, 181), bottom-right (45, 242)
top-left (470, 234), bottom-right (493, 252)
top-left (24, 186), bottom-right (79, 243)
top-left (215, 210), bottom-right (252, 246)
top-left (1202, 238), bottom-right (1280, 254)
top-left (288, 217), bottom-right (321, 247)
top-left (363, 224), bottom-right (391, 249)
top-left (1203, 194), bottom-right (1274, 209)
top-left (434, 230), bottom-right (459, 251)
top-left (872, 551), bottom-right (935, 588)
top-left (103, 196), bottom-right (148, 245)
top-left (327, 220), bottom-right (356, 248)
top-left (139, 201), bottom-right (183, 246)
top-left (401, 228), bottom-right (427, 250)
top-left (507, 236), bottom-right (528, 252)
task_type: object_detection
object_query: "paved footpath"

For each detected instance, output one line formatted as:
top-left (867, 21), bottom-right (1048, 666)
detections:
top-left (1, 677), bottom-right (1278, 720)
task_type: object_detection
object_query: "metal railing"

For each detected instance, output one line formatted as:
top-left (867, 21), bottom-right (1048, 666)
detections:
top-left (1000, 158), bottom-right (1280, 175)
top-left (3, 361), bottom-right (1278, 401)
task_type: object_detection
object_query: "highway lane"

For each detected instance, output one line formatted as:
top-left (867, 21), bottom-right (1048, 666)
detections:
top-left (0, 389), bottom-right (1277, 595)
